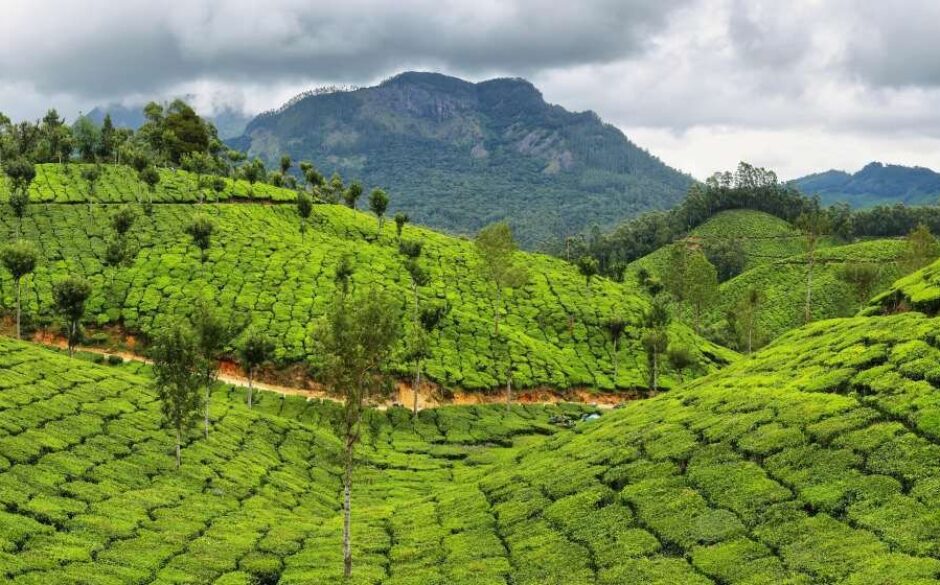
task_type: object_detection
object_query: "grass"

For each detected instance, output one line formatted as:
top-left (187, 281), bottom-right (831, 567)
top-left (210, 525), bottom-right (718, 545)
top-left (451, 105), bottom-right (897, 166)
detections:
top-left (868, 255), bottom-right (940, 315)
top-left (0, 164), bottom-right (735, 392)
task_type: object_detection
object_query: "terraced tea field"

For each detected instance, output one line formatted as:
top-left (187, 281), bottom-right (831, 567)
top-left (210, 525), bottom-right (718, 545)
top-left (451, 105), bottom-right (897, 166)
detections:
top-left (0, 194), bottom-right (734, 392)
top-left (0, 337), bottom-right (594, 584)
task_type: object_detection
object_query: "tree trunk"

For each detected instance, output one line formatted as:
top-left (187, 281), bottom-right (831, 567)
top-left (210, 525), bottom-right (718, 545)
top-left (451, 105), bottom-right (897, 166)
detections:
top-left (652, 352), bottom-right (659, 392)
top-left (612, 339), bottom-right (619, 384)
top-left (343, 441), bottom-right (353, 578)
top-left (506, 375), bottom-right (512, 411)
top-left (175, 427), bottom-right (181, 469)
top-left (247, 371), bottom-right (253, 409)
top-left (412, 368), bottom-right (421, 418)
top-left (204, 383), bottom-right (210, 439)
top-left (494, 287), bottom-right (502, 336)
top-left (68, 321), bottom-right (76, 357)
top-left (805, 254), bottom-right (814, 323)
top-left (14, 279), bottom-right (21, 340)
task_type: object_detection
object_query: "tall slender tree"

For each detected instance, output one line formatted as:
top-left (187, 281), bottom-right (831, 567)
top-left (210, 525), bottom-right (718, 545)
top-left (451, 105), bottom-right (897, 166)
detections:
top-left (152, 320), bottom-right (203, 469)
top-left (52, 276), bottom-right (92, 358)
top-left (1, 241), bottom-right (37, 339)
top-left (344, 182), bottom-right (363, 209)
top-left (604, 316), bottom-right (627, 384)
top-left (191, 301), bottom-right (234, 438)
top-left (186, 215), bottom-right (215, 263)
top-left (313, 286), bottom-right (400, 579)
top-left (796, 209), bottom-right (830, 323)
top-left (240, 328), bottom-right (273, 409)
top-left (369, 188), bottom-right (389, 234)
top-left (296, 191), bottom-right (313, 240)
top-left (394, 212), bottom-right (409, 241)
top-left (474, 222), bottom-right (528, 336)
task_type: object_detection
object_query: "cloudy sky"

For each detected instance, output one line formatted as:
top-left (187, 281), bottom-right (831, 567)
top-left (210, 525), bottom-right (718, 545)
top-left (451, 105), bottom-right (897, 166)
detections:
top-left (3, 0), bottom-right (940, 180)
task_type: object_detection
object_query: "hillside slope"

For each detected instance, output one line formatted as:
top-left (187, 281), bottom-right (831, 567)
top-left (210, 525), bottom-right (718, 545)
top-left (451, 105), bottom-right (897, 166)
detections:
top-left (481, 312), bottom-right (940, 583)
top-left (0, 164), bottom-right (733, 392)
top-left (868, 255), bottom-right (940, 315)
top-left (627, 210), bottom-right (909, 346)
top-left (0, 337), bottom-right (592, 584)
top-left (793, 162), bottom-right (940, 207)
top-left (231, 72), bottom-right (692, 248)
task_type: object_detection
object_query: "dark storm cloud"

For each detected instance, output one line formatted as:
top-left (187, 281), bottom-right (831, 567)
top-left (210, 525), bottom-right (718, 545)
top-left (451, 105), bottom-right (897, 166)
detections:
top-left (0, 0), bottom-right (690, 99)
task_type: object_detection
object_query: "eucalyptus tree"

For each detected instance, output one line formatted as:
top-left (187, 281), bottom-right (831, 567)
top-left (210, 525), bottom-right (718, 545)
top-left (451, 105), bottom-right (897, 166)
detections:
top-left (240, 328), bottom-right (273, 409)
top-left (1, 241), bottom-right (37, 339)
top-left (191, 301), bottom-right (235, 438)
top-left (296, 191), bottom-right (313, 240)
top-left (186, 214), bottom-right (215, 263)
top-left (394, 212), bottom-right (409, 241)
top-left (52, 276), bottom-right (92, 358)
top-left (344, 181), bottom-right (363, 209)
top-left (369, 188), bottom-right (389, 233)
top-left (152, 320), bottom-right (203, 469)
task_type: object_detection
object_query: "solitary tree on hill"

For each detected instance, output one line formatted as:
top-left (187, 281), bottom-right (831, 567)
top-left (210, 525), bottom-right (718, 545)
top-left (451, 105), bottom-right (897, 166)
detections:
top-left (279, 154), bottom-right (292, 177)
top-left (577, 255), bottom-right (599, 289)
top-left (240, 328), bottom-right (273, 409)
top-left (369, 188), bottom-right (389, 234)
top-left (5, 158), bottom-right (35, 237)
top-left (796, 208), bottom-right (830, 323)
top-left (901, 223), bottom-right (940, 273)
top-left (1, 241), bottom-right (37, 339)
top-left (152, 319), bottom-right (203, 469)
top-left (685, 250), bottom-right (718, 333)
top-left (81, 164), bottom-right (101, 218)
top-left (604, 316), bottom-right (627, 384)
top-left (192, 301), bottom-right (235, 438)
top-left (296, 191), bottom-right (313, 240)
top-left (186, 214), bottom-right (215, 263)
top-left (394, 212), bottom-right (409, 241)
top-left (641, 295), bottom-right (670, 392)
top-left (474, 222), bottom-right (528, 337)
top-left (334, 255), bottom-right (355, 297)
top-left (52, 276), bottom-right (92, 358)
top-left (313, 286), bottom-right (400, 579)
top-left (344, 181), bottom-right (363, 209)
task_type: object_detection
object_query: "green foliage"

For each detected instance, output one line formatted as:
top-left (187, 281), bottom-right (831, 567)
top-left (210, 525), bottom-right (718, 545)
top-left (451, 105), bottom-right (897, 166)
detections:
top-left (151, 319), bottom-right (203, 467)
top-left (52, 276), bottom-right (92, 356)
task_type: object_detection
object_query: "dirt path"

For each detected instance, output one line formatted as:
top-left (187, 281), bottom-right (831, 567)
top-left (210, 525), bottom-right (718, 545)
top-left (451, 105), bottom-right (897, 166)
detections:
top-left (33, 337), bottom-right (625, 411)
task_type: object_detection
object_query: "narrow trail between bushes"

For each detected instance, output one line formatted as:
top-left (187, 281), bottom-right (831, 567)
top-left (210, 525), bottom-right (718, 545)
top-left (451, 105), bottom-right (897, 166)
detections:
top-left (29, 336), bottom-right (624, 411)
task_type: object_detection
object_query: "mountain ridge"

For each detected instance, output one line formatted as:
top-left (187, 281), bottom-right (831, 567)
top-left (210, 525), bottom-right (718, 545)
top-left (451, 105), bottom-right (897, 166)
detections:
top-left (231, 71), bottom-right (693, 248)
top-left (792, 161), bottom-right (940, 207)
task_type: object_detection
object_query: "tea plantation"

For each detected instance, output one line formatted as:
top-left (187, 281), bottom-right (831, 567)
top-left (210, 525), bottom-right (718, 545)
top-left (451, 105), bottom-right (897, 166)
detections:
top-left (480, 311), bottom-right (940, 584)
top-left (6, 306), bottom-right (940, 582)
top-left (0, 169), bottom-right (735, 391)
top-left (869, 255), bottom-right (940, 315)
top-left (0, 336), bottom-right (596, 584)
top-left (0, 163), bottom-right (296, 203)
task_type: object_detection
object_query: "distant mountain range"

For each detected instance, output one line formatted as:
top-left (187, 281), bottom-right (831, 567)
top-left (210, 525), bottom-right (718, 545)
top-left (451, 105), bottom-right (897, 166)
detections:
top-left (86, 104), bottom-right (251, 140)
top-left (793, 162), bottom-right (940, 207)
top-left (229, 72), bottom-right (693, 248)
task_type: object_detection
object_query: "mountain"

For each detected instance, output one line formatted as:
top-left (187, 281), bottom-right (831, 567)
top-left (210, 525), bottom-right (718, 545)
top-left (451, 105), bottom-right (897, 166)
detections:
top-left (230, 71), bottom-right (693, 248)
top-left (793, 162), bottom-right (940, 207)
top-left (87, 103), bottom-right (252, 140)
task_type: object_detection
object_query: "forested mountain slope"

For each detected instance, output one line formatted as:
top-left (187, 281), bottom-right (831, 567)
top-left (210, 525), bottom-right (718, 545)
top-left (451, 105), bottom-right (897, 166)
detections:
top-left (231, 72), bottom-right (692, 248)
top-left (794, 162), bottom-right (940, 207)
top-left (0, 164), bottom-right (732, 392)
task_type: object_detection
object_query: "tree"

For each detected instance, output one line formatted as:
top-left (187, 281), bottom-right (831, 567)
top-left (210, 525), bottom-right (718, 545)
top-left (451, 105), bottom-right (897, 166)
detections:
top-left (111, 206), bottom-right (137, 238)
top-left (577, 255), bottom-right (599, 289)
top-left (703, 238), bottom-right (746, 283)
top-left (838, 263), bottom-right (880, 308)
top-left (81, 165), bottom-right (101, 218)
top-left (52, 276), bottom-right (91, 358)
top-left (403, 255), bottom-right (431, 416)
top-left (369, 188), bottom-right (389, 233)
top-left (242, 159), bottom-right (264, 197)
top-left (240, 328), bottom-right (273, 409)
top-left (296, 191), bottom-right (313, 239)
top-left (334, 255), bottom-right (354, 297)
top-left (474, 222), bottom-right (528, 337)
top-left (191, 301), bottom-right (234, 438)
top-left (152, 320), bottom-right (203, 469)
top-left (98, 113), bottom-right (116, 162)
top-left (181, 152), bottom-right (212, 203)
top-left (279, 155), bottom-right (292, 176)
top-left (71, 115), bottom-right (100, 162)
top-left (641, 295), bottom-right (670, 392)
top-left (901, 223), bottom-right (940, 273)
top-left (313, 286), bottom-right (400, 578)
top-left (604, 317), bottom-right (627, 384)
top-left (186, 214), bottom-right (215, 263)
top-left (1, 241), bottom-right (37, 339)
top-left (734, 287), bottom-right (764, 354)
top-left (139, 165), bottom-right (160, 210)
top-left (392, 211), bottom-right (410, 240)
top-left (344, 182), bottom-right (363, 209)
top-left (210, 176), bottom-right (226, 204)
top-left (796, 208), bottom-right (830, 323)
top-left (667, 345), bottom-right (695, 384)
top-left (4, 158), bottom-right (35, 237)
top-left (685, 250), bottom-right (718, 332)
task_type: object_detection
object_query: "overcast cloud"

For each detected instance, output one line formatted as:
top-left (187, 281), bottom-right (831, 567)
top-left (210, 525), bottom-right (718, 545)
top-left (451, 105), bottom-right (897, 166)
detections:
top-left (3, 0), bottom-right (940, 179)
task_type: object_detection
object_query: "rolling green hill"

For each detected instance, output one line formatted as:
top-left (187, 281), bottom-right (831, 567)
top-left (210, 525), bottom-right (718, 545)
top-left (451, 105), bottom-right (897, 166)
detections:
top-left (868, 256), bottom-right (940, 316)
top-left (0, 336), bottom-right (594, 584)
top-left (230, 72), bottom-right (693, 248)
top-left (5, 307), bottom-right (940, 582)
top-left (0, 164), bottom-right (733, 392)
top-left (480, 311), bottom-right (940, 584)
top-left (627, 210), bottom-right (910, 347)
